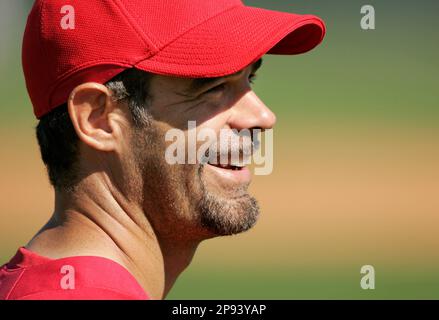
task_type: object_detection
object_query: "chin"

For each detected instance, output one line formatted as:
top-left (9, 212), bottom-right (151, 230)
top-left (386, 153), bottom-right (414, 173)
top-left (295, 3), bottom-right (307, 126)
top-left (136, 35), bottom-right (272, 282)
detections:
top-left (196, 186), bottom-right (260, 237)
top-left (189, 164), bottom-right (258, 236)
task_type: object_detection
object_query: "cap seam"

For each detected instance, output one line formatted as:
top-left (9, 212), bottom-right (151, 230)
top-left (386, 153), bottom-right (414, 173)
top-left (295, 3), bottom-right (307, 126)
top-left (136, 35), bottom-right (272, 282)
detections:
top-left (52, 59), bottom-right (135, 84)
top-left (46, 59), bottom-right (135, 110)
top-left (111, 0), bottom-right (159, 53)
top-left (138, 16), bottom-right (325, 74)
top-left (140, 4), bottom-right (243, 63)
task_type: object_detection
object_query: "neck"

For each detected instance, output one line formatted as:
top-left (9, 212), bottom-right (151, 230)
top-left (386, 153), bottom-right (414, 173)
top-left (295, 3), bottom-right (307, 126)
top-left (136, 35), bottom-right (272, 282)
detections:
top-left (26, 174), bottom-right (200, 299)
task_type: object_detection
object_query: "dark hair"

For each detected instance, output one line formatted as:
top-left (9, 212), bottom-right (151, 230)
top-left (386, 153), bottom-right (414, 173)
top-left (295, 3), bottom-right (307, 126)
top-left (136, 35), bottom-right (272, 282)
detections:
top-left (35, 68), bottom-right (152, 192)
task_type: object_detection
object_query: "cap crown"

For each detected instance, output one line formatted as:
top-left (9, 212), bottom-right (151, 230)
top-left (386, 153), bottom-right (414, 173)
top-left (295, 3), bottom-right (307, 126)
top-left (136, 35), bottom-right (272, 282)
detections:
top-left (23, 0), bottom-right (243, 118)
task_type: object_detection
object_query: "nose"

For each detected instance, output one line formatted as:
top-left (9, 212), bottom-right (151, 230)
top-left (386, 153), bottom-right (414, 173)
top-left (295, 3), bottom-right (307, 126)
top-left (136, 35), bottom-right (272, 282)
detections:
top-left (227, 91), bottom-right (276, 131)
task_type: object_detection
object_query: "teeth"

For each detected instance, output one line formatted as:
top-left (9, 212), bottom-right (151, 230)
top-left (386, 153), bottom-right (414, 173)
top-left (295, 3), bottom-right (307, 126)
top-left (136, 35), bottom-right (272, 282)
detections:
top-left (204, 150), bottom-right (251, 167)
top-left (229, 162), bottom-right (245, 167)
top-left (206, 161), bottom-right (244, 170)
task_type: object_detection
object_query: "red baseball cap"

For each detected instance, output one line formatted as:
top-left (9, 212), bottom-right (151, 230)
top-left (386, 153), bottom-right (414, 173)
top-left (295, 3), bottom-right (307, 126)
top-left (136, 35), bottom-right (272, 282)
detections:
top-left (23, 0), bottom-right (326, 119)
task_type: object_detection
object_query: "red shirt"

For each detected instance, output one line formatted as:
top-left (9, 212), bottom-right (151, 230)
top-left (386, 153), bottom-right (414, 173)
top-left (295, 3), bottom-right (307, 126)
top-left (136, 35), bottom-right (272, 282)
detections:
top-left (0, 247), bottom-right (149, 300)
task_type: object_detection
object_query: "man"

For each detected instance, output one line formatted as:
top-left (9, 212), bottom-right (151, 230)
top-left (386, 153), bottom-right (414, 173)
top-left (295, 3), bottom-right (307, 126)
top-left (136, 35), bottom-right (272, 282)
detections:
top-left (0, 0), bottom-right (325, 300)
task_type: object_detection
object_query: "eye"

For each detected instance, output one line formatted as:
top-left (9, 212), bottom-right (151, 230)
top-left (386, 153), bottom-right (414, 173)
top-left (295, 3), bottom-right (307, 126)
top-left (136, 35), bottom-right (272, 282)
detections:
top-left (203, 73), bottom-right (258, 96)
top-left (203, 83), bottom-right (226, 95)
top-left (249, 73), bottom-right (257, 84)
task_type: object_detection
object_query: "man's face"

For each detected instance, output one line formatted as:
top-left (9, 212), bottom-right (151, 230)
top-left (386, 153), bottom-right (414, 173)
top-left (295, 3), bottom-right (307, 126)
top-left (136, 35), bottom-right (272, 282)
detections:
top-left (128, 60), bottom-right (276, 241)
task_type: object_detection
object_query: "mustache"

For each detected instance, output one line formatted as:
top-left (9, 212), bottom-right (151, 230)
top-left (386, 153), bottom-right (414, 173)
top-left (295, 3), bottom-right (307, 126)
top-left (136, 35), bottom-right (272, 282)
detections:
top-left (200, 131), bottom-right (260, 165)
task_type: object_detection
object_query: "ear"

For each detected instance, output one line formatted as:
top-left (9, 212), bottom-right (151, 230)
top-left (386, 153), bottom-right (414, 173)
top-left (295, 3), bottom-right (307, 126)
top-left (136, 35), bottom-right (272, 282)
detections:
top-left (67, 82), bottom-right (122, 152)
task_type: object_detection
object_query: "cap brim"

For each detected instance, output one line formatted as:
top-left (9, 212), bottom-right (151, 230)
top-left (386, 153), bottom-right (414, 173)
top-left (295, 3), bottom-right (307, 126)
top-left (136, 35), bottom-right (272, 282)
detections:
top-left (135, 5), bottom-right (326, 78)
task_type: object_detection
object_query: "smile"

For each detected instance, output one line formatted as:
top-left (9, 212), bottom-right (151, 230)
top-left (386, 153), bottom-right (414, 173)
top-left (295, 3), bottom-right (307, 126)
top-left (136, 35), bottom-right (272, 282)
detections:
top-left (207, 161), bottom-right (245, 171)
top-left (205, 161), bottom-right (252, 185)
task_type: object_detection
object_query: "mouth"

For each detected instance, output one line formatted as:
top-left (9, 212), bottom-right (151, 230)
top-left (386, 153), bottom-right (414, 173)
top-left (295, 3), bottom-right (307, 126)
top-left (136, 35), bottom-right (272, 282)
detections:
top-left (207, 162), bottom-right (244, 171)
top-left (205, 159), bottom-right (252, 185)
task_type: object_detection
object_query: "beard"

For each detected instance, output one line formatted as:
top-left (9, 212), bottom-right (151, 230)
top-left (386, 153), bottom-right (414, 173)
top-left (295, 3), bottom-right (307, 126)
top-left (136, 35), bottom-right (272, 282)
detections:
top-left (131, 124), bottom-right (260, 240)
top-left (196, 164), bottom-right (260, 236)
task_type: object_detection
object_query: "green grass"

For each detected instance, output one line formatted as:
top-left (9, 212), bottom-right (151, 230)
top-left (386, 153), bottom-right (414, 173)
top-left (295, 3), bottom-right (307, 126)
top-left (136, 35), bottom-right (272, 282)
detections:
top-left (167, 265), bottom-right (439, 299)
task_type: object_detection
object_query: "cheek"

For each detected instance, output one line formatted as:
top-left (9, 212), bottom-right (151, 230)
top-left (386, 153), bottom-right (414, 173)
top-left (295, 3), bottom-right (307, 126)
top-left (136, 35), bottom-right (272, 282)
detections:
top-left (129, 124), bottom-right (165, 170)
top-left (181, 93), bottom-right (234, 127)
top-left (196, 111), bottom-right (229, 136)
top-left (194, 97), bottom-right (233, 124)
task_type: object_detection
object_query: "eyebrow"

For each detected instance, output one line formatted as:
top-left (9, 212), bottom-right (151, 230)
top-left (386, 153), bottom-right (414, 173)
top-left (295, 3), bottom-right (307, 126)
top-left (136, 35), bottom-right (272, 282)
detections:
top-left (183, 58), bottom-right (263, 95)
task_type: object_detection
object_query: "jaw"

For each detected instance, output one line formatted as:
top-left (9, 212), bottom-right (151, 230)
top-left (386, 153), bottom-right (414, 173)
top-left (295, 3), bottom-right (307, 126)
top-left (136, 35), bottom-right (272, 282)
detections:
top-left (139, 155), bottom-right (258, 241)
top-left (193, 164), bottom-right (260, 236)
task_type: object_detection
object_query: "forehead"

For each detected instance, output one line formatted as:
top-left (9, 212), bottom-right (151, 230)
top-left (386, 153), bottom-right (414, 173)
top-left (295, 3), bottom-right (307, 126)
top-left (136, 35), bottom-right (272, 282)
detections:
top-left (149, 58), bottom-right (263, 95)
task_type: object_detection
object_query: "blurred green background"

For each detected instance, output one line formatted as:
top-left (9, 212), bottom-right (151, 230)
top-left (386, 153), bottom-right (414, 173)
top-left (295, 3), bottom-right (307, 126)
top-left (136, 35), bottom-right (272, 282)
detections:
top-left (0, 1), bottom-right (438, 299)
